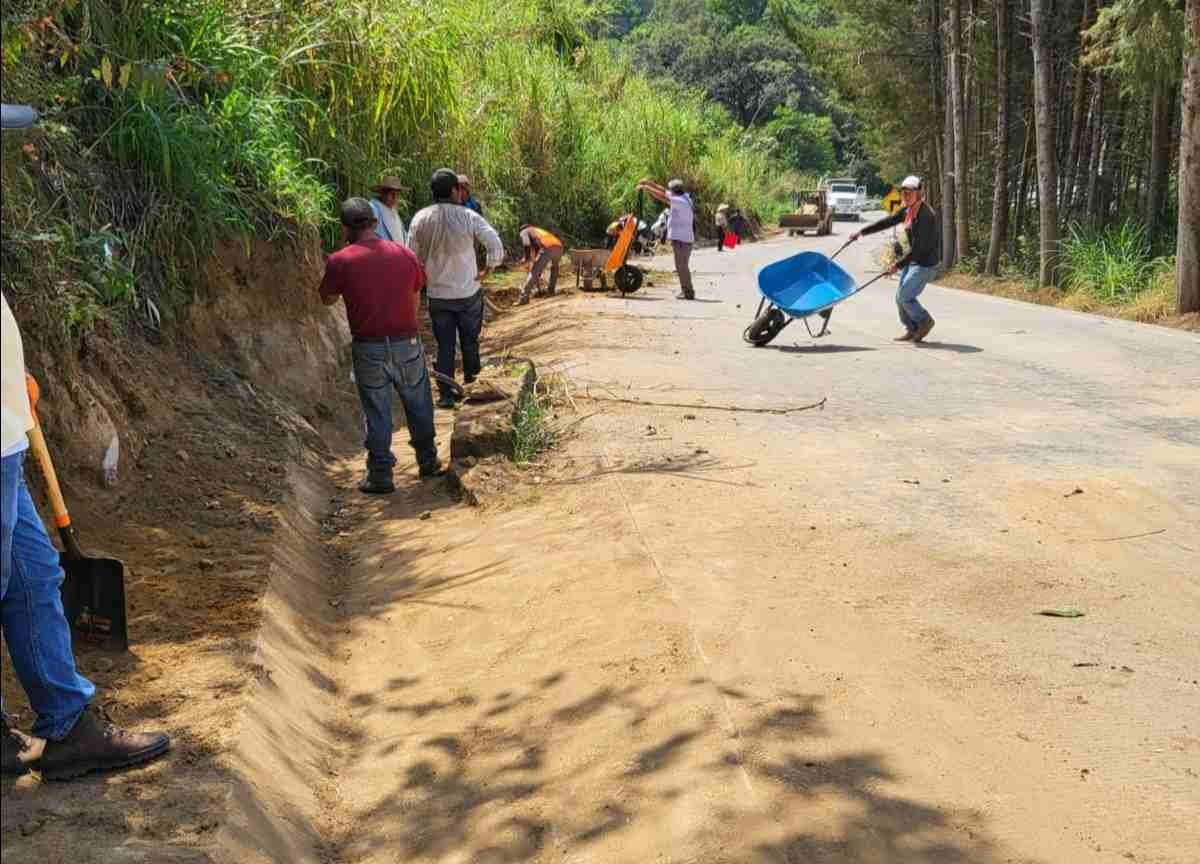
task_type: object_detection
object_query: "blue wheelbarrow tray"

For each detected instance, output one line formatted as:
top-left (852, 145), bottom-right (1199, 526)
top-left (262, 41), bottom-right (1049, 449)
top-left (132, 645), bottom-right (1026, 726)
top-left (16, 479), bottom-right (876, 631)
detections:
top-left (757, 251), bottom-right (858, 317)
top-left (744, 251), bottom-right (863, 346)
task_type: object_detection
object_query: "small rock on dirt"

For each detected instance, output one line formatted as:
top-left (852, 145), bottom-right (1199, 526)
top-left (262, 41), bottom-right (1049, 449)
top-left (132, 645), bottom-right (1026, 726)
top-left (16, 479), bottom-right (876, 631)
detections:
top-left (1064, 487), bottom-right (1084, 498)
top-left (419, 510), bottom-right (432, 521)
top-left (176, 450), bottom-right (190, 464)
top-left (198, 558), bottom-right (215, 572)
top-left (683, 414), bottom-right (697, 420)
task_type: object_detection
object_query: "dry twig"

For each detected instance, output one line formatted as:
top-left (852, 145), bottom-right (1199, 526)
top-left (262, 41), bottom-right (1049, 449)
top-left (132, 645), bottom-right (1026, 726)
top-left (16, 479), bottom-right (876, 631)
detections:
top-left (579, 392), bottom-right (827, 416)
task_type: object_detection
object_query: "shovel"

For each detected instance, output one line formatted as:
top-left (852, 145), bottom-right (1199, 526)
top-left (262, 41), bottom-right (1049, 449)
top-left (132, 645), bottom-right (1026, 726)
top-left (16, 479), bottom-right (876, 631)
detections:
top-left (24, 376), bottom-right (129, 651)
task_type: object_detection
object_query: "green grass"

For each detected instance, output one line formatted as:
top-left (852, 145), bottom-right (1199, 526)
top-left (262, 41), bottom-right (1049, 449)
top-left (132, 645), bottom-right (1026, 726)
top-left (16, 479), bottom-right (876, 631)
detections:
top-left (2, 0), bottom-right (795, 345)
top-left (1061, 222), bottom-right (1173, 303)
top-left (511, 385), bottom-right (555, 465)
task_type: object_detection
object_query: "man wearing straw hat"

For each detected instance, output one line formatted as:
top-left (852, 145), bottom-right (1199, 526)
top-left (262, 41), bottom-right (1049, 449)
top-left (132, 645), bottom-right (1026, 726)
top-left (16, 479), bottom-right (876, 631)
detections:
top-left (715, 204), bottom-right (732, 252)
top-left (370, 176), bottom-right (410, 247)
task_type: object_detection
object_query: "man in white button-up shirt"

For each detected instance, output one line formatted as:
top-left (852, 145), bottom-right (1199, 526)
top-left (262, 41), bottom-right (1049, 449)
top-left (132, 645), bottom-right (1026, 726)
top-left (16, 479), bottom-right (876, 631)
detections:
top-left (408, 169), bottom-right (505, 409)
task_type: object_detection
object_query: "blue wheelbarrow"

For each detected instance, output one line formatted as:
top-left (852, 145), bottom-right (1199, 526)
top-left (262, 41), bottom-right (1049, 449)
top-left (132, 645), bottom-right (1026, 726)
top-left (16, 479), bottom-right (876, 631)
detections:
top-left (743, 242), bottom-right (888, 346)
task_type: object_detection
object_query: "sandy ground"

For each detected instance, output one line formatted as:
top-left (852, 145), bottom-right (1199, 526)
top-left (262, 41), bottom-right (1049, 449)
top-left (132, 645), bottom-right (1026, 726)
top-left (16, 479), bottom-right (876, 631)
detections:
top-left (306, 228), bottom-right (1198, 863)
top-left (3, 224), bottom-right (1197, 862)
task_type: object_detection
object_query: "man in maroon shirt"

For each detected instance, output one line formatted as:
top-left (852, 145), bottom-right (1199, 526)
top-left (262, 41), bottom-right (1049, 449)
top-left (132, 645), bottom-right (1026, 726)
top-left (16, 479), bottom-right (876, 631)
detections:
top-left (320, 198), bottom-right (441, 493)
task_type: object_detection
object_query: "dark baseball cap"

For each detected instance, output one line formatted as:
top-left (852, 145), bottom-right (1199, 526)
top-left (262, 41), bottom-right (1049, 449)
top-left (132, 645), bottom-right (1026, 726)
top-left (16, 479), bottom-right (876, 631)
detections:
top-left (1, 104), bottom-right (39, 130)
top-left (340, 197), bottom-right (376, 229)
top-left (430, 168), bottom-right (460, 200)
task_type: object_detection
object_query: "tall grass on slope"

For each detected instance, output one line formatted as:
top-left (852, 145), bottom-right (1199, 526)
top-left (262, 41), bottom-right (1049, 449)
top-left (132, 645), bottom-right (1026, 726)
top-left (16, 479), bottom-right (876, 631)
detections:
top-left (1061, 222), bottom-right (1173, 303)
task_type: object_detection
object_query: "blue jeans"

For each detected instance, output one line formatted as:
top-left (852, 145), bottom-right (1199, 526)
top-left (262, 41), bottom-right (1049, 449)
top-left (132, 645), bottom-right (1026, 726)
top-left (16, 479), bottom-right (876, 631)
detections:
top-left (429, 292), bottom-right (484, 398)
top-left (897, 264), bottom-right (935, 331)
top-left (1, 451), bottom-right (94, 739)
top-left (351, 338), bottom-right (438, 482)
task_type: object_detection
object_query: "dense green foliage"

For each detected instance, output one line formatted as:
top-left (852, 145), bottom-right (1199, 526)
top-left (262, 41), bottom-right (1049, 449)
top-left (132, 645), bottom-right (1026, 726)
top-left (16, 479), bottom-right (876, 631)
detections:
top-left (620, 0), bottom-right (884, 187)
top-left (0, 0), bottom-right (796, 340)
top-left (769, 0), bottom-right (1192, 306)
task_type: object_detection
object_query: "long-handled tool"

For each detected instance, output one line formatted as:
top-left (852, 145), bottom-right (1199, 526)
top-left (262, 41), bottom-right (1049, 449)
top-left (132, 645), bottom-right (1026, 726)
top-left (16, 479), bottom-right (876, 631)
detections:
top-left (828, 238), bottom-right (854, 262)
top-left (24, 376), bottom-right (129, 651)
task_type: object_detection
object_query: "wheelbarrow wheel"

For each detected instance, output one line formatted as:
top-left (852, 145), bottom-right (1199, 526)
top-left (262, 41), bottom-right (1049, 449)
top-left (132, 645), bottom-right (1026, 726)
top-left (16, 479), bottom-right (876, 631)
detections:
top-left (614, 265), bottom-right (643, 294)
top-left (743, 307), bottom-right (787, 347)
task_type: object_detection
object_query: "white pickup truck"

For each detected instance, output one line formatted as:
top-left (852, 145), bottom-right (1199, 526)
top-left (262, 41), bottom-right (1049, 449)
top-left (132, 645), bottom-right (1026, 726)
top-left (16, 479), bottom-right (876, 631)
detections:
top-left (821, 177), bottom-right (867, 221)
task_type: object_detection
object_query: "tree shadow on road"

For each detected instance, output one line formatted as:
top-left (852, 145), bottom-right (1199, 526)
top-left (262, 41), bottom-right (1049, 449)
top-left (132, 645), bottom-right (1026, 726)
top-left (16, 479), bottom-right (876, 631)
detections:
top-left (333, 670), bottom-right (1032, 864)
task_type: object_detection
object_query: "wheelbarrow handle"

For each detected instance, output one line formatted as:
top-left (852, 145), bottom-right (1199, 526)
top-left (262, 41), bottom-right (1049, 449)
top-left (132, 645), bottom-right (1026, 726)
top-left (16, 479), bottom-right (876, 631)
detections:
top-left (828, 239), bottom-right (854, 262)
top-left (858, 271), bottom-right (891, 291)
top-left (24, 378), bottom-right (85, 561)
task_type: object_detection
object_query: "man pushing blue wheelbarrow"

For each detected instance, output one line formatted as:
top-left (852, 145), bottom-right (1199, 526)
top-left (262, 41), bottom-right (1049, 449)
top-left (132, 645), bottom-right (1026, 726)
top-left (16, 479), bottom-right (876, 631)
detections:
top-left (744, 174), bottom-right (941, 347)
top-left (743, 240), bottom-right (887, 347)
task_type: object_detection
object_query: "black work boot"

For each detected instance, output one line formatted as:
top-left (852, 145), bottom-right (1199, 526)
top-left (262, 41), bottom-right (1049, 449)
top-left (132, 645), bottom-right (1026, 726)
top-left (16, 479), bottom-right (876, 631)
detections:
top-left (2, 713), bottom-right (43, 777)
top-left (419, 459), bottom-right (445, 479)
top-left (39, 704), bottom-right (170, 781)
top-left (358, 475), bottom-right (396, 495)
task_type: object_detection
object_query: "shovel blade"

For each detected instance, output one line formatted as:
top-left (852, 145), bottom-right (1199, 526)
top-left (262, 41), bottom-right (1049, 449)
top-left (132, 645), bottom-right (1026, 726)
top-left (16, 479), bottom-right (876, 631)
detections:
top-left (61, 557), bottom-right (128, 652)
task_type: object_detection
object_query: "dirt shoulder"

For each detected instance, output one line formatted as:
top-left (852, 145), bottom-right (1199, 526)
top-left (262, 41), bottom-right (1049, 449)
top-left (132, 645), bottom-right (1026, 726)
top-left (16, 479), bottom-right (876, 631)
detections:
top-left (937, 271), bottom-right (1200, 331)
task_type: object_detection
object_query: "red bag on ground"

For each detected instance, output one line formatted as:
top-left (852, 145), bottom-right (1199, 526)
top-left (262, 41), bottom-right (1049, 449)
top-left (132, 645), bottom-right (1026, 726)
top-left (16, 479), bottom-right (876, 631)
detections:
top-left (724, 231), bottom-right (739, 249)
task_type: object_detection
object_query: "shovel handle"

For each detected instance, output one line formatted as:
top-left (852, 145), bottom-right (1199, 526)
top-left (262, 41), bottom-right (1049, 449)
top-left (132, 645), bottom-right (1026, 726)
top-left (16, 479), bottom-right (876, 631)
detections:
top-left (24, 378), bottom-right (84, 560)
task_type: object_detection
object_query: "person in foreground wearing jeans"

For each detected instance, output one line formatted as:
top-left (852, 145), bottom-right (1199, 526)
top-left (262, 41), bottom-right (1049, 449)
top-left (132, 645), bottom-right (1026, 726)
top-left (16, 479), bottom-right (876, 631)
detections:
top-left (850, 174), bottom-right (941, 342)
top-left (2, 292), bottom-right (171, 779)
top-left (408, 169), bottom-right (504, 410)
top-left (320, 198), bottom-right (441, 493)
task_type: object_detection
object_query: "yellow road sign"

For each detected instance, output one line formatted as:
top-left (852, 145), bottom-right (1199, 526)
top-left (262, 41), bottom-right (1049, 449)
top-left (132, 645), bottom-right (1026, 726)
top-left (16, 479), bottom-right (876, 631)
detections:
top-left (883, 187), bottom-right (903, 214)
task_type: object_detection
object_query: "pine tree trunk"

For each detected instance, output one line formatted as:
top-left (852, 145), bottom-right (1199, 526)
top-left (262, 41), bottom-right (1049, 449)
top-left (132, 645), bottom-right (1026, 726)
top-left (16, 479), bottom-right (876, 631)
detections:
top-left (1062, 0), bottom-right (1095, 212)
top-left (1098, 96), bottom-right (1122, 225)
top-left (1178, 0), bottom-right (1199, 314)
top-left (1031, 0), bottom-right (1060, 286)
top-left (1145, 79), bottom-right (1174, 232)
top-left (950, 0), bottom-right (970, 261)
top-left (1072, 74), bottom-right (1101, 221)
top-left (985, 0), bottom-right (1011, 276)
top-left (1012, 110), bottom-right (1034, 255)
top-left (940, 0), bottom-right (958, 268)
top-left (1085, 76), bottom-right (1107, 226)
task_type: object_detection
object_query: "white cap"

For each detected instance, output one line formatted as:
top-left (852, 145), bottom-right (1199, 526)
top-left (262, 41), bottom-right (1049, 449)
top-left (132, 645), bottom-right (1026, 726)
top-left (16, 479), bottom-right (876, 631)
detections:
top-left (900, 175), bottom-right (922, 190)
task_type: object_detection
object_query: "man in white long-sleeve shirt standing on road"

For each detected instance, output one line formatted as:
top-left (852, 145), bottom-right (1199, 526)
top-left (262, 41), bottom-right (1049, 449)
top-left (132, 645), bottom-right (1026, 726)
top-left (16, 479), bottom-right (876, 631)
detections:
top-left (408, 169), bottom-right (505, 409)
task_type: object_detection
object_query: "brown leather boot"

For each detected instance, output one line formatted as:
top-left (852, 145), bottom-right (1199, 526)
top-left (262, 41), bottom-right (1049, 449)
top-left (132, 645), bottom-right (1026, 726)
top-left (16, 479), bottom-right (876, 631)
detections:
top-left (2, 713), bottom-right (43, 776)
top-left (893, 330), bottom-right (916, 342)
top-left (39, 705), bottom-right (170, 781)
top-left (913, 317), bottom-right (936, 342)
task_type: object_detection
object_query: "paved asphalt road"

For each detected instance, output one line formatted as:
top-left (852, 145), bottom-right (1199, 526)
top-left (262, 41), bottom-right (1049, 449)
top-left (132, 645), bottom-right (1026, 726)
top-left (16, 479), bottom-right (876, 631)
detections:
top-left (522, 214), bottom-right (1200, 862)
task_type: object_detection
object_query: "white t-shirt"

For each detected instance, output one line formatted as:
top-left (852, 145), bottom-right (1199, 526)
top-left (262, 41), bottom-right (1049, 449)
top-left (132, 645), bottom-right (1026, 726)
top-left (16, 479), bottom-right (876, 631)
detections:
top-left (1, 292), bottom-right (34, 457)
top-left (407, 203), bottom-right (505, 300)
top-left (667, 193), bottom-right (695, 244)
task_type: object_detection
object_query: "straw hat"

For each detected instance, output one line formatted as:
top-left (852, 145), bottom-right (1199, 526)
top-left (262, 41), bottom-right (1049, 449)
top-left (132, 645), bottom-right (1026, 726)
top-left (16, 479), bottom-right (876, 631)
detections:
top-left (717, 203), bottom-right (730, 212)
top-left (375, 175), bottom-right (409, 193)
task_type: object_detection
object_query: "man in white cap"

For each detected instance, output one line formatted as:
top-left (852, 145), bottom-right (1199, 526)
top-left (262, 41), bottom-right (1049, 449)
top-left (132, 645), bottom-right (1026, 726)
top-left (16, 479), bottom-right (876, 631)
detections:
top-left (637, 178), bottom-right (697, 299)
top-left (850, 175), bottom-right (941, 342)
